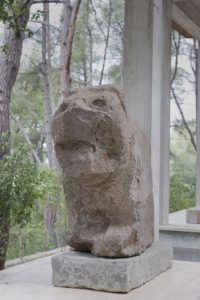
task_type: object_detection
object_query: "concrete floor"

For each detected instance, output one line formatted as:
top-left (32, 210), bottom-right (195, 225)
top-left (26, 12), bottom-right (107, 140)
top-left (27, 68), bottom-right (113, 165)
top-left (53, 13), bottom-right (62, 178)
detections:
top-left (1, 255), bottom-right (200, 300)
top-left (169, 209), bottom-right (187, 225)
top-left (166, 209), bottom-right (200, 231)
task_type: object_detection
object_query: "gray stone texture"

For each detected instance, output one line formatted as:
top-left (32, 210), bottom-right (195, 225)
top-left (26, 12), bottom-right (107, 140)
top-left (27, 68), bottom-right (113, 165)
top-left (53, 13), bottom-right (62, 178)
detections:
top-left (51, 242), bottom-right (172, 293)
top-left (52, 85), bottom-right (154, 257)
top-left (186, 206), bottom-right (200, 224)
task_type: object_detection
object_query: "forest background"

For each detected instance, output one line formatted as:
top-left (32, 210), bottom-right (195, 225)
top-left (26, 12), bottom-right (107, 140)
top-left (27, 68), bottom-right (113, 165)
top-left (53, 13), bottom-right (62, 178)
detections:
top-left (0, 0), bottom-right (197, 267)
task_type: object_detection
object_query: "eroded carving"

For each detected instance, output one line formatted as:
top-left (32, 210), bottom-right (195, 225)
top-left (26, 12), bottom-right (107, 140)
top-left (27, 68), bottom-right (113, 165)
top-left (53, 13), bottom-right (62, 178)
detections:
top-left (52, 85), bottom-right (154, 257)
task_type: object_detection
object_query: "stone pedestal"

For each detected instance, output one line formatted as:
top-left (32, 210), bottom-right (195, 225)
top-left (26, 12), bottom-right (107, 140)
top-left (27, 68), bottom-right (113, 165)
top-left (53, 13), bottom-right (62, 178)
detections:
top-left (52, 242), bottom-right (172, 293)
top-left (186, 206), bottom-right (200, 224)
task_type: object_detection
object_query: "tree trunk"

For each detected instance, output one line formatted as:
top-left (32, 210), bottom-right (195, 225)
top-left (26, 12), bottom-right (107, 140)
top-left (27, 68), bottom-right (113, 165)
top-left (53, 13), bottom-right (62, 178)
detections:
top-left (86, 0), bottom-right (93, 86)
top-left (60, 0), bottom-right (72, 101)
top-left (41, 3), bottom-right (59, 247)
top-left (11, 113), bottom-right (42, 166)
top-left (99, 0), bottom-right (112, 85)
top-left (171, 31), bottom-right (196, 151)
top-left (42, 2), bottom-right (53, 166)
top-left (43, 201), bottom-right (58, 248)
top-left (60, 0), bottom-right (82, 101)
top-left (0, 221), bottom-right (10, 270)
top-left (0, 0), bottom-right (33, 270)
top-left (0, 29), bottom-right (23, 158)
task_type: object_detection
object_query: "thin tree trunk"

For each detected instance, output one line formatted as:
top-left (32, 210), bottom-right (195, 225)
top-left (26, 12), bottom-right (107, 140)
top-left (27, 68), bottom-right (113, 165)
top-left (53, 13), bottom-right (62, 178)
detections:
top-left (42, 2), bottom-right (53, 166)
top-left (60, 0), bottom-right (72, 101)
top-left (41, 3), bottom-right (59, 247)
top-left (43, 201), bottom-right (58, 248)
top-left (171, 30), bottom-right (196, 151)
top-left (86, 0), bottom-right (93, 86)
top-left (19, 227), bottom-right (24, 263)
top-left (99, 0), bottom-right (112, 85)
top-left (0, 0), bottom-right (33, 270)
top-left (60, 0), bottom-right (82, 101)
top-left (171, 87), bottom-right (196, 151)
top-left (171, 31), bottom-right (181, 85)
top-left (0, 221), bottom-right (10, 270)
top-left (11, 113), bottom-right (42, 166)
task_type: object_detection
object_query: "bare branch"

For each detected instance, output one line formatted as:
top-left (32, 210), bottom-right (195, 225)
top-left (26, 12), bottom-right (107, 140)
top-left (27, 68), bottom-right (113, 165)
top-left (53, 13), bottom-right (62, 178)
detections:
top-left (171, 30), bottom-right (181, 85)
top-left (190, 39), bottom-right (196, 75)
top-left (89, 0), bottom-right (106, 41)
top-left (29, 20), bottom-right (61, 33)
top-left (11, 113), bottom-right (42, 166)
top-left (171, 87), bottom-right (196, 151)
top-left (33, 0), bottom-right (65, 4)
top-left (110, 0), bottom-right (123, 34)
top-left (99, 0), bottom-right (112, 85)
top-left (60, 0), bottom-right (82, 99)
top-left (24, 54), bottom-right (44, 74)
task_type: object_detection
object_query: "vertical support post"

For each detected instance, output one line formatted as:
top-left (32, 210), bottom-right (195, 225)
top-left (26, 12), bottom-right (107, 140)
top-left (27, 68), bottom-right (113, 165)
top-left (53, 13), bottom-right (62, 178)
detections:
top-left (124, 0), bottom-right (172, 240)
top-left (124, 0), bottom-right (154, 139)
top-left (151, 0), bottom-right (162, 239)
top-left (196, 40), bottom-right (200, 206)
top-left (152, 0), bottom-right (172, 233)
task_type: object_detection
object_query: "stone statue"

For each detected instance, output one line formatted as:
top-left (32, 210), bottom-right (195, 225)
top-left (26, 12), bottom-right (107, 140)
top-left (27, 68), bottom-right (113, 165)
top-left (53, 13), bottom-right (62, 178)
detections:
top-left (52, 85), bottom-right (154, 257)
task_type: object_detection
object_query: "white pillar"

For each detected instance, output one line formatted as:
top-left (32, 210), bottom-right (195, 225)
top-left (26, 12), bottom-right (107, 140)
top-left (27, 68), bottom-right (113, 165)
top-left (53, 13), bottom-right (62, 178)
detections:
top-left (124, 0), bottom-right (172, 240)
top-left (124, 0), bottom-right (154, 139)
top-left (152, 0), bottom-right (172, 232)
top-left (196, 40), bottom-right (200, 206)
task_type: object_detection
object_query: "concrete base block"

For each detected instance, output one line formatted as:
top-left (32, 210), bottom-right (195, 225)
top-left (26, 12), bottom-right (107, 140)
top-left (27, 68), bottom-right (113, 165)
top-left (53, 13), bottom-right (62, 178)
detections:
top-left (51, 242), bottom-right (172, 293)
top-left (186, 206), bottom-right (200, 224)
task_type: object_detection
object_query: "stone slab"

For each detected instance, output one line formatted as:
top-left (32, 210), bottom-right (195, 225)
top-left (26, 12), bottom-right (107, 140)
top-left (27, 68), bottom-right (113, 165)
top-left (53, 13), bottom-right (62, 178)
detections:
top-left (186, 206), bottom-right (200, 224)
top-left (51, 242), bottom-right (172, 293)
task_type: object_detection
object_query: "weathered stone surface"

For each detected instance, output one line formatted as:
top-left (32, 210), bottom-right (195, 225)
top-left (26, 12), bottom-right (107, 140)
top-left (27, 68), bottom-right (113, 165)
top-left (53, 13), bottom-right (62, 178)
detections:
top-left (52, 242), bottom-right (172, 293)
top-left (52, 85), bottom-right (154, 257)
top-left (186, 206), bottom-right (200, 224)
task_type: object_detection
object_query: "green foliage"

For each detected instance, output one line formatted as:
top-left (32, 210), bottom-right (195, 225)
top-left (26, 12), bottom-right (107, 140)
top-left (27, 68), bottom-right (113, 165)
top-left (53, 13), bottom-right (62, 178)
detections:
top-left (170, 129), bottom-right (196, 213)
top-left (0, 43), bottom-right (10, 54)
top-left (0, 146), bottom-right (38, 227)
top-left (0, 0), bottom-right (42, 39)
top-left (170, 158), bottom-right (196, 212)
top-left (6, 166), bottom-right (67, 259)
top-left (107, 64), bottom-right (121, 84)
top-left (71, 0), bottom-right (124, 86)
top-left (0, 0), bottom-right (29, 32)
top-left (7, 223), bottom-right (52, 260)
top-left (11, 65), bottom-right (45, 157)
top-left (36, 167), bottom-right (63, 202)
top-left (33, 167), bottom-right (67, 248)
top-left (31, 10), bottom-right (43, 21)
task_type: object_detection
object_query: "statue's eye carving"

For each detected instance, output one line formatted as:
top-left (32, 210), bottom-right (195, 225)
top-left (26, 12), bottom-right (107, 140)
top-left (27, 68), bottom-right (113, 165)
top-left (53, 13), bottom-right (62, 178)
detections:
top-left (92, 98), bottom-right (106, 107)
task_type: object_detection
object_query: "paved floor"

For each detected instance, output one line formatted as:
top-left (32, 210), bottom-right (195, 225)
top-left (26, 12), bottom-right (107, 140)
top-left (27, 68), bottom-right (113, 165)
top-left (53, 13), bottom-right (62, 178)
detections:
top-left (169, 209), bottom-right (187, 225)
top-left (1, 255), bottom-right (200, 300)
top-left (166, 209), bottom-right (200, 232)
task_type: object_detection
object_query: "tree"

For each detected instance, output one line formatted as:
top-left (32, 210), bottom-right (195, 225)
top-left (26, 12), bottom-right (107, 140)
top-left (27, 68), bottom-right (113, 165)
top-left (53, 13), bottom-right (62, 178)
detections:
top-left (0, 147), bottom-right (38, 269)
top-left (0, 0), bottom-right (34, 158)
top-left (0, 0), bottom-right (34, 271)
top-left (171, 31), bottom-right (196, 152)
top-left (60, 0), bottom-right (82, 101)
top-left (0, 0), bottom-right (125, 264)
top-left (170, 127), bottom-right (196, 212)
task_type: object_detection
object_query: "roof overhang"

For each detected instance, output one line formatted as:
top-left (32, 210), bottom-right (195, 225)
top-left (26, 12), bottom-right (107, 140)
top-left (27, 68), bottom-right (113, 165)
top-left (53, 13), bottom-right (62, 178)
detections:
top-left (173, 0), bottom-right (200, 39)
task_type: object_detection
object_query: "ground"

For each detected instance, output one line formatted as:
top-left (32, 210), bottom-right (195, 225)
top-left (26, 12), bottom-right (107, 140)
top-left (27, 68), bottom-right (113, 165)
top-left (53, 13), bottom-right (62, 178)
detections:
top-left (0, 255), bottom-right (200, 300)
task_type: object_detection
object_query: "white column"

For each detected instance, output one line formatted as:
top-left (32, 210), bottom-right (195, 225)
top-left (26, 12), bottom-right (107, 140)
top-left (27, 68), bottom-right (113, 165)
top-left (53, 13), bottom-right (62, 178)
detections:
top-left (124, 0), bottom-right (172, 240)
top-left (196, 40), bottom-right (200, 206)
top-left (124, 0), bottom-right (154, 139)
top-left (152, 0), bottom-right (172, 234)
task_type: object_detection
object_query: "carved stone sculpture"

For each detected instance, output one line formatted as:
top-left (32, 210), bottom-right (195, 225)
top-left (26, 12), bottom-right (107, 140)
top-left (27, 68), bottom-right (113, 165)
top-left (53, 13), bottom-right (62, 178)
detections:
top-left (52, 85), bottom-right (154, 257)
